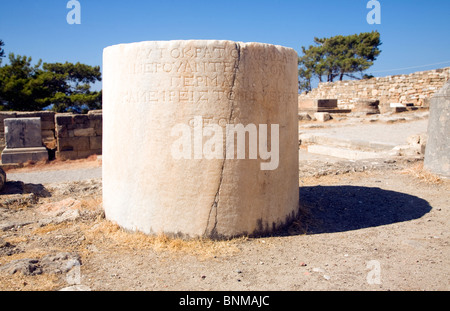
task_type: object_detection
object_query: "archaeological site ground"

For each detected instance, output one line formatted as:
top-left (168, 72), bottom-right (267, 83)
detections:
top-left (0, 67), bottom-right (448, 290)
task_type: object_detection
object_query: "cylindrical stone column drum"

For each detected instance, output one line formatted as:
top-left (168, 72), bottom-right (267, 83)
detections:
top-left (424, 81), bottom-right (449, 178)
top-left (102, 40), bottom-right (299, 238)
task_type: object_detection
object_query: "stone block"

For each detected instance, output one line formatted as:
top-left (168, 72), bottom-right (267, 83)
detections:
top-left (56, 126), bottom-right (68, 138)
top-left (55, 115), bottom-right (74, 126)
top-left (56, 150), bottom-right (78, 161)
top-left (88, 110), bottom-right (102, 115)
top-left (314, 112), bottom-right (332, 122)
top-left (73, 115), bottom-right (89, 125)
top-left (17, 111), bottom-right (55, 123)
top-left (299, 99), bottom-right (338, 112)
top-left (89, 136), bottom-right (102, 150)
top-left (90, 148), bottom-right (102, 155)
top-left (41, 120), bottom-right (55, 131)
top-left (1, 147), bottom-right (48, 164)
top-left (0, 112), bottom-right (17, 124)
top-left (298, 112), bottom-right (311, 121)
top-left (4, 118), bottom-right (43, 149)
top-left (74, 128), bottom-right (95, 137)
top-left (88, 113), bottom-right (102, 121)
top-left (317, 99), bottom-right (338, 109)
top-left (94, 124), bottom-right (102, 136)
top-left (58, 137), bottom-right (90, 152)
top-left (352, 100), bottom-right (380, 114)
top-left (75, 121), bottom-right (93, 129)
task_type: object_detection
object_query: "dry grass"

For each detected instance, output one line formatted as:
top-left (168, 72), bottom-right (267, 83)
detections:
top-left (3, 236), bottom-right (28, 245)
top-left (400, 162), bottom-right (443, 184)
top-left (80, 196), bottom-right (103, 212)
top-left (0, 271), bottom-right (60, 291)
top-left (31, 222), bottom-right (71, 235)
top-left (0, 249), bottom-right (48, 266)
top-left (0, 250), bottom-right (62, 291)
top-left (81, 218), bottom-right (245, 259)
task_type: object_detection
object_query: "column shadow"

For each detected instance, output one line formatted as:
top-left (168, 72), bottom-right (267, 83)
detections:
top-left (285, 185), bottom-right (432, 235)
top-left (0, 181), bottom-right (51, 197)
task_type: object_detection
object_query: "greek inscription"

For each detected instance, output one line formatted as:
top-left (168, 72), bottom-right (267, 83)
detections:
top-left (122, 89), bottom-right (296, 106)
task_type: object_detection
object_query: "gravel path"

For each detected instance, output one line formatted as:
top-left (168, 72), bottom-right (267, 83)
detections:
top-left (6, 167), bottom-right (102, 184)
top-left (300, 119), bottom-right (429, 145)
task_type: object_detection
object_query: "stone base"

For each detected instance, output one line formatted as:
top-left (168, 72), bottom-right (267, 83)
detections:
top-left (1, 147), bottom-right (48, 164)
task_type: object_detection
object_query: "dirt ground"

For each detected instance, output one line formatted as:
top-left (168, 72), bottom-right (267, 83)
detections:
top-left (0, 157), bottom-right (448, 291)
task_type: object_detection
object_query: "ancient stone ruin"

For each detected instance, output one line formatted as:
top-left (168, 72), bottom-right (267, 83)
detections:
top-left (102, 40), bottom-right (299, 238)
top-left (298, 67), bottom-right (450, 111)
top-left (424, 80), bottom-right (450, 178)
top-left (1, 117), bottom-right (48, 164)
top-left (55, 111), bottom-right (102, 160)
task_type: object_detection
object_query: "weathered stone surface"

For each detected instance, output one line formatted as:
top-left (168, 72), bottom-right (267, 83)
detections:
top-left (40, 252), bottom-right (81, 274)
top-left (1, 118), bottom-right (48, 164)
top-left (55, 114), bottom-right (75, 126)
top-left (299, 99), bottom-right (337, 112)
top-left (0, 237), bottom-right (22, 257)
top-left (4, 118), bottom-right (43, 149)
top-left (314, 112), bottom-right (332, 122)
top-left (352, 100), bottom-right (380, 114)
top-left (89, 136), bottom-right (102, 150)
top-left (424, 81), bottom-right (450, 177)
top-left (54, 113), bottom-right (102, 160)
top-left (103, 40), bottom-right (299, 238)
top-left (298, 112), bottom-right (312, 121)
top-left (74, 128), bottom-right (95, 137)
top-left (0, 258), bottom-right (43, 275)
top-left (17, 111), bottom-right (55, 123)
top-left (0, 252), bottom-right (81, 276)
top-left (58, 137), bottom-right (90, 151)
top-left (1, 147), bottom-right (48, 164)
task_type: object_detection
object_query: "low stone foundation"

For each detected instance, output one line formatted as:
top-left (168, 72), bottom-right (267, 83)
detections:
top-left (55, 111), bottom-right (102, 160)
top-left (0, 110), bottom-right (102, 163)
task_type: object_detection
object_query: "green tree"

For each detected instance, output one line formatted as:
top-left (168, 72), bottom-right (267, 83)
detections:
top-left (298, 45), bottom-right (325, 92)
top-left (298, 31), bottom-right (382, 91)
top-left (0, 53), bottom-right (102, 112)
top-left (0, 53), bottom-right (48, 111)
top-left (0, 40), bottom-right (5, 65)
top-left (41, 62), bottom-right (102, 113)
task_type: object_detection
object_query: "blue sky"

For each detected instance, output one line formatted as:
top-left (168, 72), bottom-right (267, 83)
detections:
top-left (1, 0), bottom-right (449, 90)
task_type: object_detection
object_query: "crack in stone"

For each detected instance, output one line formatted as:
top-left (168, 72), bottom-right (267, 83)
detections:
top-left (204, 43), bottom-right (241, 238)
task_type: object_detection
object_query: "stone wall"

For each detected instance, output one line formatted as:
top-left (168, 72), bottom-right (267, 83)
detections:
top-left (55, 110), bottom-right (102, 160)
top-left (0, 110), bottom-right (103, 163)
top-left (298, 67), bottom-right (450, 110)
